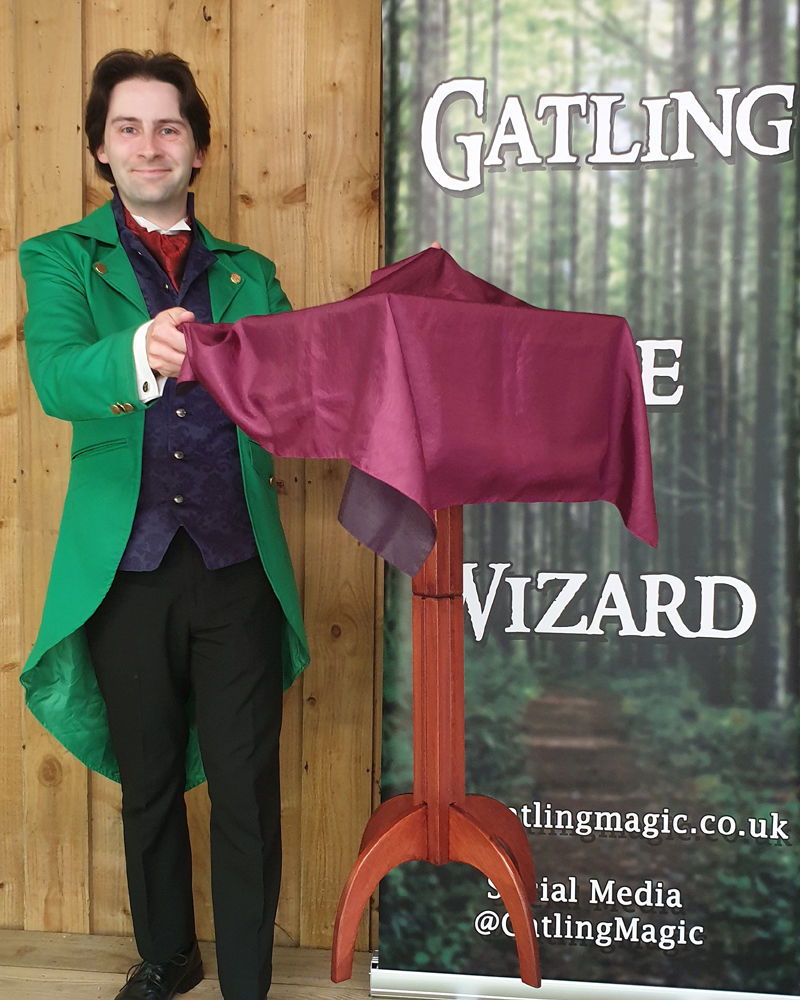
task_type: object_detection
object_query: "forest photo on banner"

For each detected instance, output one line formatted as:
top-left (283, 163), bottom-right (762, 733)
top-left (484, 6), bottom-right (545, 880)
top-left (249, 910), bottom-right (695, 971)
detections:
top-left (379, 0), bottom-right (800, 995)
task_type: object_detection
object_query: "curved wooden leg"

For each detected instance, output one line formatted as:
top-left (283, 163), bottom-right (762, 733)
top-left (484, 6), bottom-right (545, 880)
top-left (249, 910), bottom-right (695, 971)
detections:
top-left (449, 806), bottom-right (541, 988)
top-left (359, 793), bottom-right (416, 852)
top-left (464, 795), bottom-right (537, 902)
top-left (331, 801), bottom-right (428, 983)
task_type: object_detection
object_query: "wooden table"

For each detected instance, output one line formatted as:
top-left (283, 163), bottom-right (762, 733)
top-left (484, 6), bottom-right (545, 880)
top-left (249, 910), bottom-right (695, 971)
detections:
top-left (331, 507), bottom-right (541, 987)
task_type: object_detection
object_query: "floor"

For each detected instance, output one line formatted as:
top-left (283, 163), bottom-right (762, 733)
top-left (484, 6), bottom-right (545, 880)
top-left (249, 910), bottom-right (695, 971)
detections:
top-left (0, 930), bottom-right (371, 1000)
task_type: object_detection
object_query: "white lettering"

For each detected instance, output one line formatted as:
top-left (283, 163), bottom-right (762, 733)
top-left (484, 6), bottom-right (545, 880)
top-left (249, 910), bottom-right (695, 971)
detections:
top-left (484, 95), bottom-right (542, 167)
top-left (535, 94), bottom-right (588, 164)
top-left (637, 339), bottom-right (684, 405)
top-left (585, 573), bottom-right (641, 635)
top-left (420, 78), bottom-right (486, 192)
top-left (640, 96), bottom-right (672, 162)
top-left (587, 94), bottom-right (642, 164)
top-left (670, 87), bottom-right (740, 160)
top-left (695, 575), bottom-right (757, 638)
top-left (505, 575), bottom-right (532, 633)
top-left (534, 572), bottom-right (588, 633)
top-left (640, 575), bottom-right (696, 638)
top-left (735, 83), bottom-right (796, 157)
top-left (589, 879), bottom-right (614, 905)
top-left (463, 562), bottom-right (510, 641)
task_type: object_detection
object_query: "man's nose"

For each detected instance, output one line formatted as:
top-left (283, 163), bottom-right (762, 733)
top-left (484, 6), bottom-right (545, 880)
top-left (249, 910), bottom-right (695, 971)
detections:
top-left (138, 129), bottom-right (164, 157)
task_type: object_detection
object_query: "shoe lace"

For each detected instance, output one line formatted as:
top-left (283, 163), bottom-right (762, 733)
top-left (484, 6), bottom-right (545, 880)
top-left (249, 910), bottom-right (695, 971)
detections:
top-left (126, 950), bottom-right (190, 995)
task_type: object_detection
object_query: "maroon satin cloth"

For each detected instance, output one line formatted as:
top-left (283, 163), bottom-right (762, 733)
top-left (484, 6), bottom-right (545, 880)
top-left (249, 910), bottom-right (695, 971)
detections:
top-left (178, 248), bottom-right (657, 574)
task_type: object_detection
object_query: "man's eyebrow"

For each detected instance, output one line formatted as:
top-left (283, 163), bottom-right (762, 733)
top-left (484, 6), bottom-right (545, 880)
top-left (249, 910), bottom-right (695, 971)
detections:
top-left (109, 116), bottom-right (187, 126)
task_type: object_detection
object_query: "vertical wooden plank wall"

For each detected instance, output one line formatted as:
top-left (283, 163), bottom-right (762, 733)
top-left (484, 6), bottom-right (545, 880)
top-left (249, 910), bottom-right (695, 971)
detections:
top-left (301, 1), bottom-right (381, 950)
top-left (0, 0), bottom-right (22, 934)
top-left (0, 0), bottom-right (382, 952)
top-left (17, 0), bottom-right (90, 936)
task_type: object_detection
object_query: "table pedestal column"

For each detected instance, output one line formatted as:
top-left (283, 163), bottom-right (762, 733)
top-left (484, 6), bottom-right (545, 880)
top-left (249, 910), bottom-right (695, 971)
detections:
top-left (331, 507), bottom-right (541, 987)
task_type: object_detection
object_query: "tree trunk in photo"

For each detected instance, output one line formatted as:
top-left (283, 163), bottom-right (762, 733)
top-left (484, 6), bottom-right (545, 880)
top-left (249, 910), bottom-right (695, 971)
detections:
top-left (525, 156), bottom-right (536, 303)
top-left (567, 4), bottom-right (581, 312)
top-left (700, 0), bottom-right (729, 703)
top-left (548, 169), bottom-right (561, 309)
top-left (723, 0), bottom-right (751, 574)
top-left (625, 0), bottom-right (651, 671)
top-left (504, 172), bottom-right (516, 293)
top-left (593, 173), bottom-right (610, 313)
top-left (788, 0), bottom-right (800, 700)
top-left (750, 0), bottom-right (787, 708)
top-left (675, 0), bottom-right (709, 653)
top-left (411, 0), bottom-right (446, 252)
top-left (486, 0), bottom-right (502, 281)
top-left (461, 0), bottom-right (475, 269)
top-left (384, 0), bottom-right (402, 263)
top-left (441, 0), bottom-right (452, 250)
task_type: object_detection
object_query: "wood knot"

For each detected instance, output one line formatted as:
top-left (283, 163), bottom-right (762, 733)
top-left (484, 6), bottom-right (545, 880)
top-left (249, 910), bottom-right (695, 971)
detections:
top-left (306, 696), bottom-right (316, 708)
top-left (38, 755), bottom-right (62, 787)
top-left (282, 184), bottom-right (306, 206)
top-left (238, 192), bottom-right (254, 206)
top-left (330, 624), bottom-right (342, 639)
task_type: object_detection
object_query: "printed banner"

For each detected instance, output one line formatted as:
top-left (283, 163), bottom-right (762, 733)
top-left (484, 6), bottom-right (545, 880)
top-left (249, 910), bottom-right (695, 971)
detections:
top-left (379, 0), bottom-right (800, 994)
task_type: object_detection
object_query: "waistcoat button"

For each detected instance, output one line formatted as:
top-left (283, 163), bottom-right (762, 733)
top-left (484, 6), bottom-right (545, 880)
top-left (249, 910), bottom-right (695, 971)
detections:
top-left (173, 495), bottom-right (184, 504)
top-left (174, 451), bottom-right (185, 460)
top-left (175, 408), bottom-right (187, 418)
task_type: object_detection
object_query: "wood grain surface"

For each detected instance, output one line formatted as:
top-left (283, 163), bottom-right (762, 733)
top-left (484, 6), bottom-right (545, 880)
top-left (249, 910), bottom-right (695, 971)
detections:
top-left (1, 0), bottom-right (382, 953)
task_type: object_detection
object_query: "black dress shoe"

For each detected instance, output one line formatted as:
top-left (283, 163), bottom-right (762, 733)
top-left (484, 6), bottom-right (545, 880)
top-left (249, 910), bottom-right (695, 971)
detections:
top-left (115, 940), bottom-right (203, 999)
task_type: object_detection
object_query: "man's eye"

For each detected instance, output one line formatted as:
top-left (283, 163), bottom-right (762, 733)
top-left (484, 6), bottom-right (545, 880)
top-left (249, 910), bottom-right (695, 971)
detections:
top-left (162, 128), bottom-right (178, 135)
top-left (121, 126), bottom-right (136, 134)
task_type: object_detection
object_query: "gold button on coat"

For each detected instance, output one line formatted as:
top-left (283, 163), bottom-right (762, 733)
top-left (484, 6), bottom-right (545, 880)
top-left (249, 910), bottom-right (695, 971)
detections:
top-left (268, 475), bottom-right (275, 487)
top-left (122, 403), bottom-right (134, 413)
top-left (110, 403), bottom-right (122, 415)
top-left (230, 273), bottom-right (242, 284)
top-left (94, 262), bottom-right (107, 275)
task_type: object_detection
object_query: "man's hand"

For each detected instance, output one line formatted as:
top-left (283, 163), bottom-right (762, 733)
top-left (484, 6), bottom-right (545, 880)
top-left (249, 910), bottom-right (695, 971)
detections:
top-left (145, 307), bottom-right (194, 378)
top-left (428, 241), bottom-right (442, 249)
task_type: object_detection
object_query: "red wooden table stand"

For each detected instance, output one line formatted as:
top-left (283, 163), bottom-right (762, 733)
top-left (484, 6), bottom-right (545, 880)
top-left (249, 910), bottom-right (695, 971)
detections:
top-left (331, 506), bottom-right (541, 987)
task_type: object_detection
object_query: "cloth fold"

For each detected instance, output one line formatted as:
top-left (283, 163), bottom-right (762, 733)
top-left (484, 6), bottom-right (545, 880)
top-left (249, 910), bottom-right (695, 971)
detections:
top-left (179, 248), bottom-right (657, 575)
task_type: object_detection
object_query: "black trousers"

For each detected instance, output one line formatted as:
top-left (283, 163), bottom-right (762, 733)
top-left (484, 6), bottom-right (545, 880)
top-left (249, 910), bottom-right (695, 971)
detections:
top-left (85, 529), bottom-right (283, 1000)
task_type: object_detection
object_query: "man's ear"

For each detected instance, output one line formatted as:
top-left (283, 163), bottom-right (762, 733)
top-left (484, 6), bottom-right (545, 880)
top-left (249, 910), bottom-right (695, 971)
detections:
top-left (96, 144), bottom-right (109, 165)
top-left (192, 148), bottom-right (206, 170)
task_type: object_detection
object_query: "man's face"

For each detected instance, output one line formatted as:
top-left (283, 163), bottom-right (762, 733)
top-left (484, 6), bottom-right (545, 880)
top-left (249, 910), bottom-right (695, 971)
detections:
top-left (96, 77), bottom-right (205, 222)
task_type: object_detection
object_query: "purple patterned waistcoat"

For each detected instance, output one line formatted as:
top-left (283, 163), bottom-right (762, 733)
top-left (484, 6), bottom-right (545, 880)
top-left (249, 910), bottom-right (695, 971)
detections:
top-left (114, 192), bottom-right (258, 571)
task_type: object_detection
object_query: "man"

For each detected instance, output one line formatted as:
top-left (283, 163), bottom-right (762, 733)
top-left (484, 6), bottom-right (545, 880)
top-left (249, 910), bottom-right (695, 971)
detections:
top-left (19, 50), bottom-right (309, 1000)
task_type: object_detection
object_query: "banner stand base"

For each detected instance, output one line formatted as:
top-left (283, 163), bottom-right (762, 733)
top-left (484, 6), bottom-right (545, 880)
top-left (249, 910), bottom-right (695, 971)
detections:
top-left (369, 953), bottom-right (797, 1000)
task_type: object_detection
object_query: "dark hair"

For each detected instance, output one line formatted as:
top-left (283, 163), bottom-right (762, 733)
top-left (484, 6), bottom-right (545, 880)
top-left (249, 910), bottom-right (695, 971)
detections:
top-left (85, 49), bottom-right (211, 184)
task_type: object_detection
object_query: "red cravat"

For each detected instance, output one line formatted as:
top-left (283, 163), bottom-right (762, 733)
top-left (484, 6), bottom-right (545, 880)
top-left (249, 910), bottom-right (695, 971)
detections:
top-left (123, 206), bottom-right (192, 290)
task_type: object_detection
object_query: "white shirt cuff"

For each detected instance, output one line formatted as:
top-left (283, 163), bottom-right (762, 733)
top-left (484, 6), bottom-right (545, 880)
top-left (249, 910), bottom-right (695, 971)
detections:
top-left (133, 321), bottom-right (167, 402)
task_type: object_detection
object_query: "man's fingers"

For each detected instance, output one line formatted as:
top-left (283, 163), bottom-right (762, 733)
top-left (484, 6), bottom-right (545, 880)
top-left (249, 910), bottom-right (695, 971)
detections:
top-left (169, 308), bottom-right (195, 325)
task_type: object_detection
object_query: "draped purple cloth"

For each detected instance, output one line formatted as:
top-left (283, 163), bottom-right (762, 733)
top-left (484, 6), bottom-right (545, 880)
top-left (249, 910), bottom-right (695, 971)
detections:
top-left (178, 248), bottom-right (657, 575)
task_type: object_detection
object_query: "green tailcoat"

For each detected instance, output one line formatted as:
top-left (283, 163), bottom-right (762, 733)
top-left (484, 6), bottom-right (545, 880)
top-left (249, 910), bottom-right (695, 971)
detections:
top-left (19, 201), bottom-right (310, 788)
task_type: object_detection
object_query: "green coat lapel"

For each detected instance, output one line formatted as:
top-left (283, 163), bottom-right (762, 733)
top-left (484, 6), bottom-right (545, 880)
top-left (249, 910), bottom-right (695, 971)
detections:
top-left (61, 203), bottom-right (147, 314)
